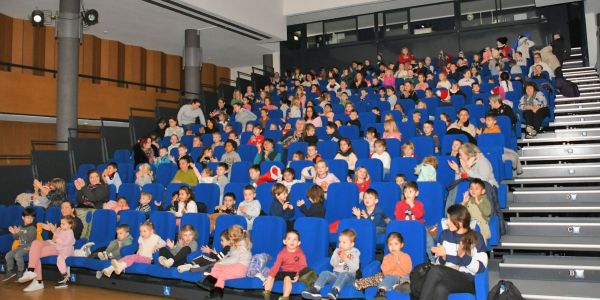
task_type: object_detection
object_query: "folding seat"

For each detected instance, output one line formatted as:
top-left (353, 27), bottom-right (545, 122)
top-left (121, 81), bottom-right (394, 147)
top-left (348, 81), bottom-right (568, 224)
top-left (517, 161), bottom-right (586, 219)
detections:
top-left (441, 134), bottom-right (469, 155)
top-left (205, 162), bottom-right (219, 173)
top-left (272, 217), bottom-right (330, 294)
top-left (193, 183), bottom-right (221, 213)
top-left (466, 104), bottom-right (486, 127)
top-left (451, 95), bottom-right (466, 110)
top-left (225, 216), bottom-right (286, 289)
top-left (108, 184), bottom-right (117, 200)
top-left (368, 182), bottom-right (401, 246)
top-left (287, 142), bottom-right (308, 161)
top-left (223, 183), bottom-right (246, 205)
top-left (229, 161), bottom-right (251, 183)
top-left (97, 163), bottom-right (108, 174)
top-left (338, 125), bottom-right (360, 140)
top-left (415, 90), bottom-right (425, 99)
top-left (113, 149), bottom-right (132, 164)
top-left (237, 144), bottom-right (258, 162)
top-left (264, 130), bottom-right (283, 142)
top-left (325, 183), bottom-right (359, 224)
top-left (119, 210), bottom-right (146, 238)
top-left (260, 161), bottom-right (285, 174)
top-left (422, 97), bottom-right (439, 117)
top-left (212, 215), bottom-right (247, 251)
top-left (333, 114), bottom-right (349, 125)
top-left (359, 112), bottom-right (376, 129)
top-left (75, 163), bottom-right (96, 181)
top-left (316, 126), bottom-right (328, 140)
top-left (202, 134), bottom-right (214, 147)
top-left (155, 163), bottom-right (177, 186)
top-left (434, 120), bottom-right (447, 139)
top-left (213, 146), bottom-right (225, 160)
top-left (67, 210), bottom-right (117, 268)
top-left (435, 106), bottom-right (457, 122)
top-left (385, 138), bottom-right (402, 158)
top-left (437, 155), bottom-right (459, 188)
top-left (365, 220), bottom-right (427, 299)
top-left (289, 182), bottom-right (313, 218)
top-left (117, 162), bottom-right (134, 183)
top-left (397, 121), bottom-right (416, 142)
top-left (27, 206), bottom-right (45, 225)
top-left (414, 109), bottom-right (429, 125)
top-left (417, 182), bottom-right (445, 227)
top-left (256, 182), bottom-right (276, 215)
top-left (323, 159), bottom-right (349, 181)
top-left (0, 205), bottom-right (24, 252)
top-left (460, 86), bottom-right (473, 102)
top-left (470, 92), bottom-right (490, 105)
top-left (240, 131), bottom-right (253, 144)
top-left (497, 116), bottom-right (516, 150)
top-left (389, 157), bottom-right (418, 181)
top-left (118, 182), bottom-right (141, 208)
top-left (66, 182), bottom-right (75, 204)
top-left (316, 140), bottom-right (338, 160)
top-left (169, 148), bottom-right (180, 160)
top-left (410, 136), bottom-right (435, 158)
top-left (364, 123), bottom-right (384, 137)
top-left (351, 139), bottom-right (370, 159)
top-left (356, 158), bottom-right (383, 182)
top-left (141, 183), bottom-right (165, 210)
top-left (288, 161), bottom-right (314, 180)
top-left (385, 110), bottom-right (404, 123)
top-left (270, 109), bottom-right (283, 120)
top-left (319, 219), bottom-right (377, 299)
top-left (480, 83), bottom-right (495, 93)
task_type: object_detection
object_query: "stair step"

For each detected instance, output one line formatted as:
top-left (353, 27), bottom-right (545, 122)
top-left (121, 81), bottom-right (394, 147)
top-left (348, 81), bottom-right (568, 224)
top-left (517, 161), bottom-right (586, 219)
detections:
top-left (551, 114), bottom-right (600, 127)
top-left (555, 102), bottom-right (600, 114)
top-left (501, 278), bottom-right (600, 300)
top-left (499, 235), bottom-right (600, 251)
top-left (512, 187), bottom-right (600, 203)
top-left (564, 60), bottom-right (584, 66)
top-left (506, 202), bottom-right (600, 213)
top-left (562, 66), bottom-right (594, 72)
top-left (556, 91), bottom-right (600, 99)
top-left (500, 255), bottom-right (600, 283)
top-left (578, 86), bottom-right (600, 92)
top-left (507, 217), bottom-right (600, 236)
top-left (563, 71), bottom-right (598, 78)
top-left (520, 144), bottom-right (600, 159)
top-left (517, 163), bottom-right (600, 178)
top-left (518, 128), bottom-right (600, 144)
top-left (571, 77), bottom-right (600, 83)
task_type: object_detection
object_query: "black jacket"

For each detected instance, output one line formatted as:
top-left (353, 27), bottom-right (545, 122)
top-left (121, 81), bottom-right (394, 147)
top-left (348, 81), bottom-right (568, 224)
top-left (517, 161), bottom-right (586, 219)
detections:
top-left (551, 38), bottom-right (570, 63)
top-left (489, 103), bottom-right (517, 127)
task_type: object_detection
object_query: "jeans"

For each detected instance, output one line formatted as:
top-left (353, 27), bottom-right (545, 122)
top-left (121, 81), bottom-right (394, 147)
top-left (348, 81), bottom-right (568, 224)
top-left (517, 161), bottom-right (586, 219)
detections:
top-left (379, 275), bottom-right (408, 291)
top-left (314, 271), bottom-right (355, 291)
top-left (5, 247), bottom-right (27, 273)
top-left (523, 107), bottom-right (549, 131)
top-left (426, 233), bottom-right (435, 262)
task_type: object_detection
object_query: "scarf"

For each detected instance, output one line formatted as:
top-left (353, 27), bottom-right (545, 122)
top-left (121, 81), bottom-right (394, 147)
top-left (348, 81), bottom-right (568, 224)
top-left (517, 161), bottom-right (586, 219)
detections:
top-left (338, 148), bottom-right (355, 157)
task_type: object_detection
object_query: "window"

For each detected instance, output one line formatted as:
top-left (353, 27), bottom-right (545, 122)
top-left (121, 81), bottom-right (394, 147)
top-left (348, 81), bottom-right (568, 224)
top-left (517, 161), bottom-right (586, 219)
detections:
top-left (497, 0), bottom-right (538, 23)
top-left (384, 9), bottom-right (408, 37)
top-left (357, 14), bottom-right (375, 41)
top-left (324, 17), bottom-right (357, 45)
top-left (409, 2), bottom-right (455, 34)
top-left (306, 22), bottom-right (323, 49)
top-left (460, 0), bottom-right (497, 28)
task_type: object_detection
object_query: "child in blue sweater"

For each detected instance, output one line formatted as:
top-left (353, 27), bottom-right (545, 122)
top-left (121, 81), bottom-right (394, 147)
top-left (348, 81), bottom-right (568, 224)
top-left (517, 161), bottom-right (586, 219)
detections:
top-left (270, 183), bottom-right (295, 229)
top-left (351, 189), bottom-right (390, 233)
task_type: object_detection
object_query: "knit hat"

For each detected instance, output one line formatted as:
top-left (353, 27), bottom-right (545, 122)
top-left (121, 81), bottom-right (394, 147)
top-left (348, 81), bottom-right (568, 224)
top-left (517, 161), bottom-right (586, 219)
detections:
top-left (436, 89), bottom-right (450, 101)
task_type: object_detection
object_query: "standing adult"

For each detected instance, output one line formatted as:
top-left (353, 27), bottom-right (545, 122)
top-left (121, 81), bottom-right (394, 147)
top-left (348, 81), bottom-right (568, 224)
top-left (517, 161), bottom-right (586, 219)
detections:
top-left (177, 99), bottom-right (206, 129)
top-left (551, 32), bottom-right (569, 77)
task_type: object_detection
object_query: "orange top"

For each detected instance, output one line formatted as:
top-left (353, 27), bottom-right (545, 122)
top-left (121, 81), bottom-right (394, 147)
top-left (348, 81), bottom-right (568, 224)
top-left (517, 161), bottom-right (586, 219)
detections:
top-left (380, 250), bottom-right (412, 277)
top-left (483, 125), bottom-right (501, 134)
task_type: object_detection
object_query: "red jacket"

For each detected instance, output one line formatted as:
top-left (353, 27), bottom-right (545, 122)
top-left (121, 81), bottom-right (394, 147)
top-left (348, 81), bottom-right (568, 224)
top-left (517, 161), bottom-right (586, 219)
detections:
top-left (394, 199), bottom-right (425, 223)
top-left (268, 247), bottom-right (308, 278)
top-left (398, 53), bottom-right (415, 65)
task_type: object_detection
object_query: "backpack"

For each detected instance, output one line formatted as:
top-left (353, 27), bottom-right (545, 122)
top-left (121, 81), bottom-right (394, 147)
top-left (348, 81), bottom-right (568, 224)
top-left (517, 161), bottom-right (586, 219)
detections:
top-left (409, 261), bottom-right (433, 300)
top-left (488, 280), bottom-right (525, 300)
top-left (556, 77), bottom-right (580, 98)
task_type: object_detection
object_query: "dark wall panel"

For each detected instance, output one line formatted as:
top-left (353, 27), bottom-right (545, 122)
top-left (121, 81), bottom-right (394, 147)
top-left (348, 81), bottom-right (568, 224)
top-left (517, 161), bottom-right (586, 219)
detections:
top-left (0, 165), bottom-right (33, 204)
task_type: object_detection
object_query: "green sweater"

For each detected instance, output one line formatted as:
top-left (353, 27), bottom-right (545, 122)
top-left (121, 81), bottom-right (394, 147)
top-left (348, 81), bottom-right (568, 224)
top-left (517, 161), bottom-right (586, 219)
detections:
top-left (172, 169), bottom-right (199, 186)
top-left (465, 195), bottom-right (492, 221)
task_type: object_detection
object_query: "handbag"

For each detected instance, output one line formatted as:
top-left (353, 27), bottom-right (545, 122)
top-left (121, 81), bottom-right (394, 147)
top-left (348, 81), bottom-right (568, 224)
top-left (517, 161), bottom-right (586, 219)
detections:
top-left (409, 261), bottom-right (433, 300)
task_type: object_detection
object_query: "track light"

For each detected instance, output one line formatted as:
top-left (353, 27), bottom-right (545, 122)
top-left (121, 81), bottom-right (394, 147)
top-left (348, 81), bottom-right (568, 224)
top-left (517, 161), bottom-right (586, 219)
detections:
top-left (82, 9), bottom-right (99, 26)
top-left (31, 9), bottom-right (44, 26)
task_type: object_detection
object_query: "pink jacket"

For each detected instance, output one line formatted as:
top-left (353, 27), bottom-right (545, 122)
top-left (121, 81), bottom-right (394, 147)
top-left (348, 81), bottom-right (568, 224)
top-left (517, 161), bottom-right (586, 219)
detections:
top-left (53, 229), bottom-right (75, 255)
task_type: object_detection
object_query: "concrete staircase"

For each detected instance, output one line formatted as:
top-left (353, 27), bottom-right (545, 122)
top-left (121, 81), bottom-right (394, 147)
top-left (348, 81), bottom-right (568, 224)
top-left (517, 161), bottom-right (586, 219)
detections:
top-left (496, 47), bottom-right (600, 299)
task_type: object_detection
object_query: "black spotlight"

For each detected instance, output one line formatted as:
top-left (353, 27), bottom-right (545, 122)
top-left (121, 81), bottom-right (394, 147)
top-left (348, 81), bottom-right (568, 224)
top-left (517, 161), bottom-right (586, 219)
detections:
top-left (31, 9), bottom-right (44, 26)
top-left (82, 9), bottom-right (99, 26)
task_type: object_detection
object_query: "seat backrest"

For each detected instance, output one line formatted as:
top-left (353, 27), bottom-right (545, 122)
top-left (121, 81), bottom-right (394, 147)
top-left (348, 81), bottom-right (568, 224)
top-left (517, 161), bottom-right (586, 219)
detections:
top-left (316, 141), bottom-right (338, 160)
top-left (117, 162), bottom-right (133, 183)
top-left (325, 183), bottom-right (359, 223)
top-left (289, 182), bottom-right (313, 218)
top-left (384, 138), bottom-right (402, 158)
top-left (441, 134), bottom-right (469, 155)
top-left (453, 181), bottom-right (471, 204)
top-left (237, 144), bottom-right (258, 162)
top-left (260, 161), bottom-right (285, 174)
top-left (118, 183), bottom-right (141, 208)
top-left (338, 219), bottom-right (376, 268)
top-left (156, 163), bottom-right (177, 186)
top-left (213, 214), bottom-right (247, 251)
top-left (397, 121), bottom-right (416, 143)
top-left (417, 182), bottom-right (445, 227)
top-left (164, 183), bottom-right (187, 209)
top-left (256, 182), bottom-right (275, 214)
top-left (264, 130), bottom-right (283, 143)
top-left (435, 107), bottom-right (457, 122)
top-left (224, 182), bottom-right (246, 205)
top-left (180, 213), bottom-right (210, 247)
top-left (323, 159), bottom-right (348, 182)
top-left (118, 210), bottom-right (146, 239)
top-left (287, 142), bottom-right (308, 161)
top-left (477, 133), bottom-right (505, 149)
top-left (294, 217), bottom-right (329, 266)
top-left (369, 182), bottom-right (400, 216)
top-left (193, 183), bottom-right (221, 213)
top-left (436, 155), bottom-right (458, 188)
top-left (289, 161), bottom-right (314, 180)
top-left (141, 183), bottom-right (165, 209)
top-left (251, 216), bottom-right (287, 258)
top-left (356, 158), bottom-right (383, 182)
top-left (386, 221), bottom-right (427, 265)
top-left (389, 157), bottom-right (418, 181)
top-left (230, 161), bottom-right (252, 183)
top-left (410, 136), bottom-right (435, 158)
top-left (351, 139), bottom-right (370, 159)
top-left (339, 125), bottom-right (360, 140)
top-left (149, 211), bottom-right (177, 241)
top-left (89, 209), bottom-right (117, 244)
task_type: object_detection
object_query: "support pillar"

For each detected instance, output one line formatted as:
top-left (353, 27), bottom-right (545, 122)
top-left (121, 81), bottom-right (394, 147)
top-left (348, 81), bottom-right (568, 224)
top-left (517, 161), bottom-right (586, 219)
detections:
top-left (55, 0), bottom-right (81, 149)
top-left (183, 29), bottom-right (201, 101)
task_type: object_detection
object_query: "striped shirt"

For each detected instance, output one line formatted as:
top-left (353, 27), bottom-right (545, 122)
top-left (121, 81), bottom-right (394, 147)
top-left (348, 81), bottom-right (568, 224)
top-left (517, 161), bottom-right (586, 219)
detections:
top-left (436, 230), bottom-right (488, 277)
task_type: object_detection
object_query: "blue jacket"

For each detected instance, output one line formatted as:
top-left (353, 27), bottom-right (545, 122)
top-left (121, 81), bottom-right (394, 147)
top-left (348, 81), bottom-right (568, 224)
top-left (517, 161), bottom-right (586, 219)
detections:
top-left (270, 200), bottom-right (295, 221)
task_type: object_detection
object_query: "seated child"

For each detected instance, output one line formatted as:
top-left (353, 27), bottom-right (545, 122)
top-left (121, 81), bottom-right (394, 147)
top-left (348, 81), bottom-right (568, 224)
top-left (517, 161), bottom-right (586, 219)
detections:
top-left (349, 166), bottom-right (371, 201)
top-left (178, 230), bottom-right (231, 273)
top-left (215, 163), bottom-right (230, 201)
top-left (478, 114), bottom-right (522, 175)
top-left (352, 189), bottom-right (389, 233)
top-left (334, 138), bottom-right (358, 174)
top-left (198, 168), bottom-right (216, 184)
top-left (211, 132), bottom-right (224, 150)
top-left (209, 192), bottom-right (237, 232)
top-left (263, 230), bottom-right (308, 300)
top-left (237, 185), bottom-right (261, 229)
top-left (401, 141), bottom-right (416, 158)
top-left (297, 185), bottom-right (326, 218)
top-left (101, 221), bottom-right (166, 277)
top-left (158, 224), bottom-right (198, 268)
top-left (135, 163), bottom-right (154, 188)
top-left (196, 225), bottom-right (252, 299)
top-left (364, 127), bottom-right (379, 155)
top-left (422, 121), bottom-right (440, 153)
top-left (136, 192), bottom-right (153, 218)
top-left (3, 208), bottom-right (36, 281)
top-left (102, 162), bottom-right (122, 193)
top-left (270, 183), bottom-right (295, 228)
top-left (278, 168), bottom-right (304, 192)
top-left (415, 156), bottom-right (438, 182)
top-left (302, 229), bottom-right (361, 300)
top-left (305, 143), bottom-right (323, 163)
top-left (248, 164), bottom-right (261, 187)
top-left (354, 233), bottom-right (412, 296)
top-left (91, 224), bottom-right (133, 264)
top-left (155, 147), bottom-right (171, 167)
top-left (371, 139), bottom-right (391, 175)
top-left (312, 160), bottom-right (340, 193)
top-left (103, 197), bottom-right (130, 215)
top-left (248, 124), bottom-right (265, 146)
top-left (395, 174), bottom-right (407, 190)
top-left (461, 179), bottom-right (492, 240)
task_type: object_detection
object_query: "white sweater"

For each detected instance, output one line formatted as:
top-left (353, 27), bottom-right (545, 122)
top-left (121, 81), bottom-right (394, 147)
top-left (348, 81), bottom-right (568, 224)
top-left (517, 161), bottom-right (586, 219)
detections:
top-left (137, 233), bottom-right (166, 258)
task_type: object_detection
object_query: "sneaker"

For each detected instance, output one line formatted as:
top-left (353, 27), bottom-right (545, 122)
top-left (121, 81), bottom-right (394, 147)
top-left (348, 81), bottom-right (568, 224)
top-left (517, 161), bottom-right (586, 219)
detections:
top-left (97, 252), bottom-right (107, 260)
top-left (95, 271), bottom-right (103, 279)
top-left (531, 129), bottom-right (538, 137)
top-left (23, 280), bottom-right (44, 292)
top-left (262, 290), bottom-right (271, 300)
top-left (327, 287), bottom-right (339, 300)
top-left (159, 257), bottom-right (174, 268)
top-left (102, 266), bottom-right (114, 278)
top-left (301, 286), bottom-right (322, 300)
top-left (525, 126), bottom-right (533, 135)
top-left (111, 260), bottom-right (126, 275)
top-left (177, 264), bottom-right (192, 273)
top-left (2, 271), bottom-right (16, 282)
top-left (55, 276), bottom-right (69, 289)
top-left (17, 270), bottom-right (37, 283)
top-left (374, 288), bottom-right (388, 300)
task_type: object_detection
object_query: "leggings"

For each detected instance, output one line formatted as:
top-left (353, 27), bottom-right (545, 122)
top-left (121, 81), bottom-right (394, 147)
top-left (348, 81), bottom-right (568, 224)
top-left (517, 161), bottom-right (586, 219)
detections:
top-left (209, 263), bottom-right (248, 288)
top-left (419, 265), bottom-right (475, 300)
top-left (27, 240), bottom-right (67, 280)
top-left (158, 246), bottom-right (192, 267)
top-left (120, 254), bottom-right (152, 267)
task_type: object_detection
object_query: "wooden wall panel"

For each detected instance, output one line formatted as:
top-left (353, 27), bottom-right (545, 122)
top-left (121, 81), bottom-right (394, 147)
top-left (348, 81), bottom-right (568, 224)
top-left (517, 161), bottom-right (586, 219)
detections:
top-left (0, 121), bottom-right (56, 155)
top-left (80, 34), bottom-right (95, 83)
top-left (201, 63), bottom-right (216, 91)
top-left (43, 26), bottom-right (56, 76)
top-left (100, 38), bottom-right (110, 84)
top-left (0, 14), bottom-right (13, 71)
top-left (32, 26), bottom-right (45, 75)
top-left (216, 66), bottom-right (231, 84)
top-left (10, 18), bottom-right (23, 66)
top-left (165, 55), bottom-right (181, 90)
top-left (21, 21), bottom-right (34, 74)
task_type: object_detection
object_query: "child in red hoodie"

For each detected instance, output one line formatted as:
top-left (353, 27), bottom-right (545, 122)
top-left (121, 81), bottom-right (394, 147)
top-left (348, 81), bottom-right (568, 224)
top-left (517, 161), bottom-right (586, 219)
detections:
top-left (263, 230), bottom-right (308, 300)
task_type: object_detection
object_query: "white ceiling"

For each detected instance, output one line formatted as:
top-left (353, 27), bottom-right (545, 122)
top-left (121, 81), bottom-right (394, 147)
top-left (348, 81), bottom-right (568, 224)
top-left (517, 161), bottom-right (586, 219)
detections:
top-left (0, 0), bottom-right (283, 68)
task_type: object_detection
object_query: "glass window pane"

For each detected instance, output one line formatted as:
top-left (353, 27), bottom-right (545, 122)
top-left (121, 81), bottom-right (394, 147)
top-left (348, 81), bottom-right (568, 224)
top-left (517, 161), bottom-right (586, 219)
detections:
top-left (410, 2), bottom-right (455, 34)
top-left (357, 14), bottom-right (375, 41)
top-left (384, 10), bottom-right (408, 37)
top-left (500, 0), bottom-right (535, 10)
top-left (324, 18), bottom-right (357, 45)
top-left (306, 22), bottom-right (323, 49)
top-left (460, 0), bottom-right (497, 28)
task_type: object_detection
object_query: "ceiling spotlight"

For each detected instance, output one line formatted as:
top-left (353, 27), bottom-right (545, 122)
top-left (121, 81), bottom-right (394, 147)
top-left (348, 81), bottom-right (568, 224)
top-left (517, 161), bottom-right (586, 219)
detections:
top-left (31, 9), bottom-right (44, 26)
top-left (82, 9), bottom-right (99, 26)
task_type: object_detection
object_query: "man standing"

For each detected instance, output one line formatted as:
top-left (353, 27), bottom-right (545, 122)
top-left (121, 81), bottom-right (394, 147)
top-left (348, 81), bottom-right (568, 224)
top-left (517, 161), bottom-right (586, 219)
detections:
top-left (177, 99), bottom-right (206, 129)
top-left (551, 32), bottom-right (569, 78)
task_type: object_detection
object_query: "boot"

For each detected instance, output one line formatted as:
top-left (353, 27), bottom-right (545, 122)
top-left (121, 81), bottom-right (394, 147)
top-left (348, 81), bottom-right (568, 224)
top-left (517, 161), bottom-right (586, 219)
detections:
top-left (205, 287), bottom-right (223, 299)
top-left (197, 275), bottom-right (217, 291)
